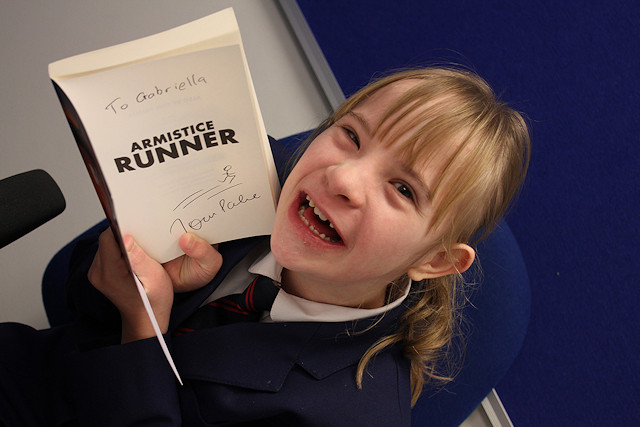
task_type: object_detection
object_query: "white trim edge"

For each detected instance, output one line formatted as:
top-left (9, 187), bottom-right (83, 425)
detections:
top-left (481, 389), bottom-right (514, 427)
top-left (276, 0), bottom-right (345, 110)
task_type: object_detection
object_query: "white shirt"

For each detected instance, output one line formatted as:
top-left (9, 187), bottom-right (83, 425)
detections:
top-left (200, 241), bottom-right (411, 323)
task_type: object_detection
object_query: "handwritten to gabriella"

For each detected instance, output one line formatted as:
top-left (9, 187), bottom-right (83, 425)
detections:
top-left (105, 73), bottom-right (207, 115)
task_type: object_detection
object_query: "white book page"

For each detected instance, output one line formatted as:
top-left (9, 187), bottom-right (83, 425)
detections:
top-left (48, 8), bottom-right (240, 78)
top-left (54, 45), bottom-right (276, 263)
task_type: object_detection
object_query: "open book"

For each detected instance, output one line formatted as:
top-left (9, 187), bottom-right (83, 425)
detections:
top-left (49, 8), bottom-right (279, 383)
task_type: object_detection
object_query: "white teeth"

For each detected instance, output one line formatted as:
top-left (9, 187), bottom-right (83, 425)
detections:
top-left (305, 195), bottom-right (334, 228)
top-left (298, 206), bottom-right (309, 225)
top-left (298, 197), bottom-right (339, 242)
top-left (313, 206), bottom-right (328, 222)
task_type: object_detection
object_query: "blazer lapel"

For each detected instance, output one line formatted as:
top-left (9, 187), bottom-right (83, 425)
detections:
top-left (172, 321), bottom-right (321, 392)
top-left (296, 303), bottom-right (406, 380)
top-left (171, 304), bottom-right (406, 392)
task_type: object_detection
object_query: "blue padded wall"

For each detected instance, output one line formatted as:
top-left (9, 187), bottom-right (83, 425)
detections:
top-left (296, 1), bottom-right (640, 425)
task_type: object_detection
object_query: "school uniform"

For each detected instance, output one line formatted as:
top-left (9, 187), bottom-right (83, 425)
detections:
top-left (0, 229), bottom-right (413, 426)
top-left (0, 135), bottom-right (414, 425)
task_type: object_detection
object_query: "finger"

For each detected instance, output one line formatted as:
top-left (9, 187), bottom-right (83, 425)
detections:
top-left (98, 228), bottom-right (125, 262)
top-left (122, 236), bottom-right (174, 337)
top-left (124, 235), bottom-right (167, 287)
top-left (89, 229), bottom-right (129, 285)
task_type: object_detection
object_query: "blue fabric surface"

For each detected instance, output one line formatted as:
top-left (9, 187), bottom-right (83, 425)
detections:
top-left (296, 0), bottom-right (640, 425)
top-left (411, 221), bottom-right (530, 426)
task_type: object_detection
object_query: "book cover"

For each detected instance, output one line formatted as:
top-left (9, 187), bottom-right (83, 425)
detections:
top-left (49, 8), bottom-right (279, 383)
top-left (49, 7), bottom-right (278, 263)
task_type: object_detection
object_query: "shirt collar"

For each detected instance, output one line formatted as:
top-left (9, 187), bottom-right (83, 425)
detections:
top-left (248, 250), bottom-right (411, 323)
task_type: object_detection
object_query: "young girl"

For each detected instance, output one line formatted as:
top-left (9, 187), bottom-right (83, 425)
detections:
top-left (1, 66), bottom-right (530, 426)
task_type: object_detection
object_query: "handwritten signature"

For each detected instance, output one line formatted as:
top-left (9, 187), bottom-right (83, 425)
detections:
top-left (169, 165), bottom-right (261, 235)
top-left (170, 193), bottom-right (261, 234)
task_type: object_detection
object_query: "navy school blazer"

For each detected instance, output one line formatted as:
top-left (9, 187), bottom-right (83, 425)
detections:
top-left (62, 231), bottom-right (413, 426)
top-left (0, 135), bottom-right (411, 425)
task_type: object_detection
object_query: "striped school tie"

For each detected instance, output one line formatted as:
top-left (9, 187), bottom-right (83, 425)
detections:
top-left (174, 275), bottom-right (279, 336)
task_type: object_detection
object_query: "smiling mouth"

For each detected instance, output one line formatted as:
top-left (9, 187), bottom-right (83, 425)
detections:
top-left (297, 195), bottom-right (342, 243)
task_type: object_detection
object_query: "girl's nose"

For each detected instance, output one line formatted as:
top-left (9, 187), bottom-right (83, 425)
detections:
top-left (325, 161), bottom-right (368, 206)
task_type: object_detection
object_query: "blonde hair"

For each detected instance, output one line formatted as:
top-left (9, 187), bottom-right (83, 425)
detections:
top-left (292, 66), bottom-right (530, 404)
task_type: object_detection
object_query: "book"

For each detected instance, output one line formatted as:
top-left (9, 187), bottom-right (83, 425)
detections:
top-left (49, 8), bottom-right (280, 384)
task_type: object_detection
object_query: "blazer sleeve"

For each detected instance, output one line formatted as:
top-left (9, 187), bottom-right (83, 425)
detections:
top-left (67, 336), bottom-right (182, 426)
top-left (65, 222), bottom-right (121, 332)
top-left (63, 225), bottom-right (182, 425)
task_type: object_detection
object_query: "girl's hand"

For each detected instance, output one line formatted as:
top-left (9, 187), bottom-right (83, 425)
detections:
top-left (88, 229), bottom-right (222, 343)
top-left (164, 232), bottom-right (223, 293)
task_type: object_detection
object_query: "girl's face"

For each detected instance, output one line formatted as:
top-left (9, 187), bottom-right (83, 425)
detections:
top-left (271, 82), bottom-right (458, 308)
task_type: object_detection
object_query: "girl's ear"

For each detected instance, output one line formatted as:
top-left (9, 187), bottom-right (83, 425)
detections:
top-left (407, 243), bottom-right (475, 281)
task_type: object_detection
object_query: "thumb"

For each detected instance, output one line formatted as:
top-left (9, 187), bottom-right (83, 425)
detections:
top-left (166, 233), bottom-right (223, 292)
top-left (179, 233), bottom-right (223, 277)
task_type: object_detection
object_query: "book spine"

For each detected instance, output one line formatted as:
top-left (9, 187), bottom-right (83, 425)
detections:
top-left (51, 80), bottom-right (123, 246)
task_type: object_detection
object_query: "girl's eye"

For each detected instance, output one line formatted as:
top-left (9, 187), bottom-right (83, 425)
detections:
top-left (343, 127), bottom-right (360, 148)
top-left (393, 182), bottom-right (415, 200)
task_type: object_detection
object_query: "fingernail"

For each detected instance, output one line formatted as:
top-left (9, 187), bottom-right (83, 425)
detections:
top-left (124, 235), bottom-right (134, 252)
top-left (183, 233), bottom-right (194, 250)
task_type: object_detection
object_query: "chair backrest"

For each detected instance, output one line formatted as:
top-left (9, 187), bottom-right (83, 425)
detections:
top-left (411, 220), bottom-right (530, 426)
